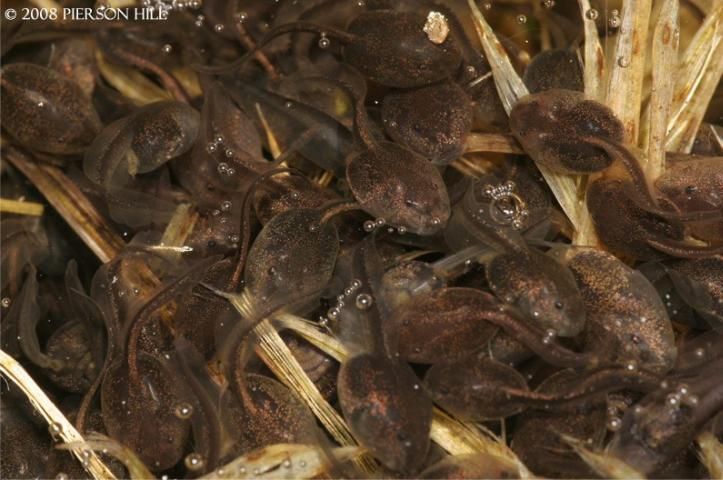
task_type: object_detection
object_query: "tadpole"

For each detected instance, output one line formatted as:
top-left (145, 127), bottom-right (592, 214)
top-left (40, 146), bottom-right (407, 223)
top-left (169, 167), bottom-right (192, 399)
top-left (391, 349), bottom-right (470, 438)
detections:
top-left (1, 63), bottom-right (101, 154)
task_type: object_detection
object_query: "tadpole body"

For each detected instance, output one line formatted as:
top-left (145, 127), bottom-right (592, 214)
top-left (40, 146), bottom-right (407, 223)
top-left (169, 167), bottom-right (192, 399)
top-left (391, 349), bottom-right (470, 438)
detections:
top-left (1, 63), bottom-right (101, 154)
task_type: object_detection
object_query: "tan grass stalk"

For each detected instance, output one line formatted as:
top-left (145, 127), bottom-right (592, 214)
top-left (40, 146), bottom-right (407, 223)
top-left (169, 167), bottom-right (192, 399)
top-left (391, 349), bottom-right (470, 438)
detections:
top-left (605, 0), bottom-right (653, 144)
top-left (666, 4), bottom-right (723, 152)
top-left (578, 0), bottom-right (606, 101)
top-left (3, 147), bottom-right (125, 263)
top-left (642, 0), bottom-right (680, 179)
top-left (0, 349), bottom-right (117, 480)
top-left (0, 198), bottom-right (44, 216)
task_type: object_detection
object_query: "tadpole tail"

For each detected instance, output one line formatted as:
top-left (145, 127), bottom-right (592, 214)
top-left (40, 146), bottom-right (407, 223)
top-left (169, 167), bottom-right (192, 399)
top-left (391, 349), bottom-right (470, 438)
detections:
top-left (193, 21), bottom-right (356, 75)
top-left (505, 367), bottom-right (661, 410)
top-left (647, 237), bottom-right (723, 259)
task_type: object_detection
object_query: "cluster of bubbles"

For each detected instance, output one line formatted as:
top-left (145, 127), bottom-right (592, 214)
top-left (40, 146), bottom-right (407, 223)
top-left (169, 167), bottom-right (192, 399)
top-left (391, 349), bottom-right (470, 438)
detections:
top-left (541, 328), bottom-right (557, 345)
top-left (665, 383), bottom-right (699, 409)
top-left (481, 181), bottom-right (530, 230)
top-left (323, 279), bottom-right (370, 324)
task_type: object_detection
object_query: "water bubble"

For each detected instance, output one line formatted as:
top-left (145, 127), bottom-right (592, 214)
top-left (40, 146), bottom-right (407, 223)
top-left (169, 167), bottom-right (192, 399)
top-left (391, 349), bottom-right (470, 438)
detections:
top-left (666, 393), bottom-right (680, 407)
top-left (542, 0), bottom-right (555, 8)
top-left (375, 218), bottom-right (386, 227)
top-left (1, 298), bottom-right (10, 308)
top-left (207, 142), bottom-right (218, 154)
top-left (355, 293), bottom-right (373, 310)
top-left (626, 361), bottom-right (637, 371)
top-left (236, 11), bottom-right (248, 22)
top-left (327, 307), bottom-right (341, 319)
top-left (363, 220), bottom-right (376, 232)
top-left (217, 162), bottom-right (229, 174)
top-left (282, 459), bottom-right (292, 468)
top-left (214, 23), bottom-right (225, 33)
top-left (617, 57), bottom-right (630, 68)
top-left (162, 44), bottom-right (173, 54)
top-left (318, 34), bottom-right (330, 49)
top-left (351, 279), bottom-right (362, 289)
top-left (585, 8), bottom-right (598, 20)
top-left (516, 14), bottom-right (527, 24)
top-left (185, 453), bottom-right (205, 471)
top-left (225, 148), bottom-right (234, 158)
top-left (607, 416), bottom-right (622, 431)
top-left (194, 14), bottom-right (205, 26)
top-left (174, 402), bottom-right (194, 419)
top-left (609, 12), bottom-right (621, 28)
top-left (542, 329), bottom-right (556, 345)
top-left (285, 101), bottom-right (293, 108)
top-left (677, 384), bottom-right (689, 396)
top-left (49, 422), bottom-right (63, 439)
top-left (483, 2), bottom-right (492, 9)
top-left (221, 200), bottom-right (232, 211)
top-left (431, 217), bottom-right (441, 226)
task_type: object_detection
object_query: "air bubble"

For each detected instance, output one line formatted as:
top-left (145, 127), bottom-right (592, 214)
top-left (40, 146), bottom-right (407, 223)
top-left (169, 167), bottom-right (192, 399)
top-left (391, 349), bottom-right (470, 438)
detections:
top-left (185, 453), bottom-right (205, 471)
top-left (1, 298), bottom-right (10, 308)
top-left (49, 422), bottom-right (63, 439)
top-left (207, 143), bottom-right (218, 154)
top-left (363, 220), bottom-right (376, 232)
top-left (318, 34), bottom-right (330, 49)
top-left (609, 12), bottom-right (621, 28)
top-left (236, 11), bottom-right (248, 22)
top-left (542, 0), bottom-right (555, 8)
top-left (617, 57), bottom-right (630, 68)
top-left (607, 417), bottom-right (622, 431)
top-left (355, 293), bottom-right (373, 310)
top-left (516, 14), bottom-right (527, 24)
top-left (585, 8), bottom-right (598, 20)
top-left (214, 23), bottom-right (225, 33)
top-left (174, 402), bottom-right (194, 419)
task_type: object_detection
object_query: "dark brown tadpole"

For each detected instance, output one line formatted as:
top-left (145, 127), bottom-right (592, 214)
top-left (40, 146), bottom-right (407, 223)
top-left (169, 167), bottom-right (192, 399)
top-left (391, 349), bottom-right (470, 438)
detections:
top-left (337, 77), bottom-right (451, 235)
top-left (199, 10), bottom-right (462, 88)
top-left (337, 352), bottom-right (432, 473)
top-left (381, 81), bottom-right (473, 164)
top-left (561, 248), bottom-right (677, 374)
top-left (424, 357), bottom-right (529, 420)
top-left (509, 89), bottom-right (624, 174)
top-left (1, 63), bottom-right (101, 154)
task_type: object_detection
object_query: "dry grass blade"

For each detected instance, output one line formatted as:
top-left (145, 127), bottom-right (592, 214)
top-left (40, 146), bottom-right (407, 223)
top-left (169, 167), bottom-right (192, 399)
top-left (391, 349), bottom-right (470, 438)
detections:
top-left (467, 0), bottom-right (581, 230)
top-left (561, 434), bottom-right (645, 479)
top-left (466, 0), bottom-right (528, 114)
top-left (641, 0), bottom-right (680, 179)
top-left (255, 104), bottom-right (284, 160)
top-left (666, 4), bottom-right (723, 152)
top-left (465, 132), bottom-right (524, 154)
top-left (578, 0), bottom-right (605, 101)
top-left (60, 434), bottom-right (154, 480)
top-left (3, 146), bottom-right (125, 262)
top-left (431, 409), bottom-right (533, 478)
top-left (697, 432), bottom-right (723, 479)
top-left (96, 51), bottom-right (171, 106)
top-left (155, 203), bottom-right (198, 259)
top-left (0, 349), bottom-right (117, 480)
top-left (0, 198), bottom-right (44, 216)
top-left (202, 443), bottom-right (362, 480)
top-left (605, 0), bottom-right (653, 144)
top-left (252, 319), bottom-right (377, 473)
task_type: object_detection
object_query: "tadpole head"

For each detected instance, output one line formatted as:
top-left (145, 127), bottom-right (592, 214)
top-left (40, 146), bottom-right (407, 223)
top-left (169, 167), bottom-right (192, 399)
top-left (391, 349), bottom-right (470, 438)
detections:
top-left (510, 89), bottom-right (624, 174)
top-left (381, 82), bottom-right (473, 164)
top-left (487, 250), bottom-right (586, 337)
top-left (344, 11), bottom-right (462, 88)
top-left (346, 142), bottom-right (450, 235)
